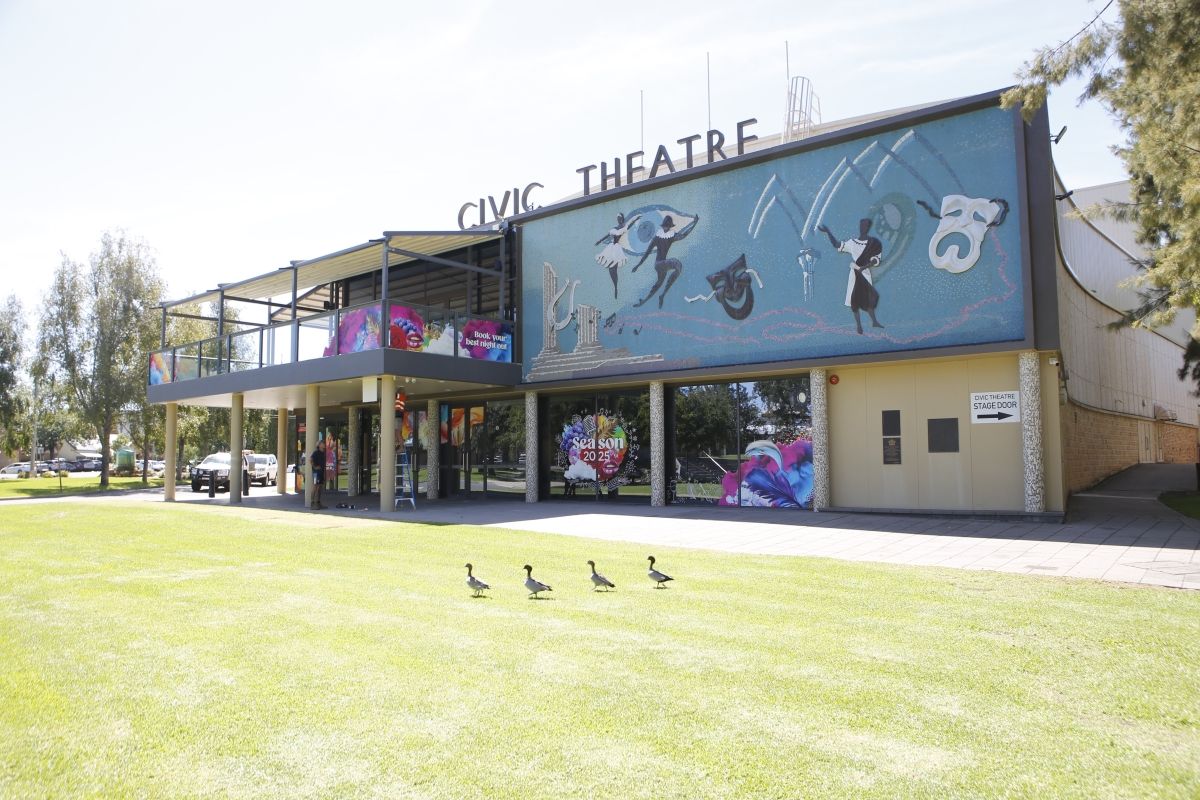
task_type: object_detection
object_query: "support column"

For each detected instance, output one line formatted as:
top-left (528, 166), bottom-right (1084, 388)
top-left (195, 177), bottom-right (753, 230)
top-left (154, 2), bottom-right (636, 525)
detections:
top-left (650, 381), bottom-right (666, 507)
top-left (164, 402), bottom-right (177, 502)
top-left (525, 391), bottom-right (538, 503)
top-left (305, 384), bottom-right (319, 508)
top-left (229, 392), bottom-right (244, 504)
top-left (1019, 351), bottom-right (1046, 512)
top-left (276, 406), bottom-right (288, 495)
top-left (380, 375), bottom-right (396, 511)
top-left (426, 399), bottom-right (439, 500)
top-left (347, 406), bottom-right (361, 496)
top-left (810, 368), bottom-right (830, 511)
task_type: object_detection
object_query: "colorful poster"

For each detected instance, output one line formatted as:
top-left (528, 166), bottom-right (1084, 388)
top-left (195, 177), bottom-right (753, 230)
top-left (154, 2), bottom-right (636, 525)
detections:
top-left (450, 407), bottom-right (466, 447)
top-left (458, 319), bottom-right (514, 362)
top-left (556, 411), bottom-right (639, 491)
top-left (389, 304), bottom-right (457, 355)
top-left (148, 352), bottom-right (172, 385)
top-left (439, 405), bottom-right (449, 445)
top-left (520, 104), bottom-right (1027, 382)
top-left (328, 304), bottom-right (383, 356)
top-left (719, 438), bottom-right (813, 509)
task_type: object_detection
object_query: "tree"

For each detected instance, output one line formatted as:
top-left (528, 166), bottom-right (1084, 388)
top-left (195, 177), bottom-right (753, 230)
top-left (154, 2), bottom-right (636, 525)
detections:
top-left (1002, 1), bottom-right (1200, 373)
top-left (39, 231), bottom-right (164, 487)
top-left (0, 295), bottom-right (26, 453)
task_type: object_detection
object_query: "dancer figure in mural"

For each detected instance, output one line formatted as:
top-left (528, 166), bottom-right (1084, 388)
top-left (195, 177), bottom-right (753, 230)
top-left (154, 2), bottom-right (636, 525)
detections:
top-left (632, 214), bottom-right (698, 309)
top-left (818, 219), bottom-right (884, 334)
top-left (594, 212), bottom-right (642, 298)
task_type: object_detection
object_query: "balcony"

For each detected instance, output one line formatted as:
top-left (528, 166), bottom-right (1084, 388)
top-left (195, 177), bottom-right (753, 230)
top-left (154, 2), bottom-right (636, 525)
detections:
top-left (148, 300), bottom-right (516, 389)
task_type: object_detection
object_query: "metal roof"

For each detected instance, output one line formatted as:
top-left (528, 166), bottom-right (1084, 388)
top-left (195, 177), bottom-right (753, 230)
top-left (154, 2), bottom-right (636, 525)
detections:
top-left (162, 230), bottom-right (501, 309)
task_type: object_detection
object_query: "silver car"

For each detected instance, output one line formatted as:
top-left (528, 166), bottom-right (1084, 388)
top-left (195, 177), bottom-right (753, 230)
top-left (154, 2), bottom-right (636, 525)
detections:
top-left (248, 453), bottom-right (278, 486)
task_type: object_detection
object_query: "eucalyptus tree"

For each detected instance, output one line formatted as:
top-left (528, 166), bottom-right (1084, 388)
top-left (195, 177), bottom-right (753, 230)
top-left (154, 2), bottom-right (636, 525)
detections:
top-left (0, 294), bottom-right (26, 455)
top-left (39, 231), bottom-right (164, 487)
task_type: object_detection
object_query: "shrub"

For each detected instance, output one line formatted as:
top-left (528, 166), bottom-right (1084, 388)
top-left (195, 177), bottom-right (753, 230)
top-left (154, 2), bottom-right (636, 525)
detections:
top-left (57, 470), bottom-right (69, 478)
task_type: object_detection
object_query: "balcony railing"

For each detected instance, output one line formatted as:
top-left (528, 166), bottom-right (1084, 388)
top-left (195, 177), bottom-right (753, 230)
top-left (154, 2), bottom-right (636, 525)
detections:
top-left (148, 301), bottom-right (515, 386)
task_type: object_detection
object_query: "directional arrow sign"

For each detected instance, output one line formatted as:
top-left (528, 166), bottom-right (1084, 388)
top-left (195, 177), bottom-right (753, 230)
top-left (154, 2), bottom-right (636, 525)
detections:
top-left (970, 391), bottom-right (1020, 424)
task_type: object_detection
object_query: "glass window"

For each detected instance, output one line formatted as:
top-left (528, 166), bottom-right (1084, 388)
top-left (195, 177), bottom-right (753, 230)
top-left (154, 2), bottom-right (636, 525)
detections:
top-left (672, 376), bottom-right (813, 509)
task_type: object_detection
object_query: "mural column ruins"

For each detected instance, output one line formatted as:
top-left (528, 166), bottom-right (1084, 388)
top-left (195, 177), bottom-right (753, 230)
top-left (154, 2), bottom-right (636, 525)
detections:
top-left (810, 369), bottom-right (830, 510)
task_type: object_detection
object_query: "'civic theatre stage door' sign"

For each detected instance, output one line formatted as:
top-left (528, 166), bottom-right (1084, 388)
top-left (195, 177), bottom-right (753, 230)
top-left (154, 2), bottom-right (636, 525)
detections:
top-left (970, 391), bottom-right (1020, 423)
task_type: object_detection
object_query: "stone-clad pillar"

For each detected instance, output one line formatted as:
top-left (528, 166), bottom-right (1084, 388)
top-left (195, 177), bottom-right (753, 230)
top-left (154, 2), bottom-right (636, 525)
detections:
top-left (229, 392), bottom-right (243, 504)
top-left (426, 399), bottom-right (440, 500)
top-left (164, 402), bottom-right (177, 502)
top-left (276, 406), bottom-right (288, 495)
top-left (305, 384), bottom-right (319, 508)
top-left (380, 376), bottom-right (396, 511)
top-left (525, 391), bottom-right (538, 503)
top-left (347, 406), bottom-right (361, 496)
top-left (810, 369), bottom-right (830, 511)
top-left (650, 381), bottom-right (666, 506)
top-left (1019, 351), bottom-right (1046, 512)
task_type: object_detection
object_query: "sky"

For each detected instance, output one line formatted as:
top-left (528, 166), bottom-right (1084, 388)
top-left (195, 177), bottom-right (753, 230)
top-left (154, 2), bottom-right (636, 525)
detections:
top-left (0, 0), bottom-right (1126, 326)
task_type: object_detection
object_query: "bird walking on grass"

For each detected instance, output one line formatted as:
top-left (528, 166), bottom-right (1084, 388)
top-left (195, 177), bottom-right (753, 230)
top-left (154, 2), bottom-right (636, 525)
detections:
top-left (465, 563), bottom-right (490, 597)
top-left (647, 555), bottom-right (674, 588)
top-left (523, 564), bottom-right (553, 598)
top-left (587, 560), bottom-right (616, 591)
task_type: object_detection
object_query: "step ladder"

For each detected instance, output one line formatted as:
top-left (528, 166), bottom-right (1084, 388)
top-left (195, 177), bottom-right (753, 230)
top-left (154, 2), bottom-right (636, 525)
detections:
top-left (395, 448), bottom-right (416, 510)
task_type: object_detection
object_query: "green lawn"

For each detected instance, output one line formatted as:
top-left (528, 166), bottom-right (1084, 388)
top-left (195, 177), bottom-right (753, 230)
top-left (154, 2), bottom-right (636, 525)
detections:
top-left (1161, 491), bottom-right (1200, 520)
top-left (0, 475), bottom-right (164, 500)
top-left (1, 502), bottom-right (1197, 799)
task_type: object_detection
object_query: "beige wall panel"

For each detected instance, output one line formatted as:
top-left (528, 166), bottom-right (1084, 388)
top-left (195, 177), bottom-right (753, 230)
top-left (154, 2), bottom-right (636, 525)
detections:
top-left (964, 356), bottom-right (1024, 511)
top-left (913, 362), bottom-right (972, 510)
top-left (1040, 359), bottom-right (1066, 513)
top-left (828, 368), bottom-right (871, 508)
top-left (864, 365), bottom-right (919, 508)
top-left (830, 355), bottom-right (1039, 512)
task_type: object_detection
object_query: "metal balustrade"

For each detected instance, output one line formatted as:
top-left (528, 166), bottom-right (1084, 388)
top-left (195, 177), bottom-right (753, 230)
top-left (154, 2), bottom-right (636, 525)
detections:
top-left (148, 302), bottom-right (514, 385)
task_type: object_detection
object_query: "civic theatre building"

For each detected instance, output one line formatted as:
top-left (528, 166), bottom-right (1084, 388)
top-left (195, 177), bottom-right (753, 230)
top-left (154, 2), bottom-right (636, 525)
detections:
top-left (147, 88), bottom-right (1197, 517)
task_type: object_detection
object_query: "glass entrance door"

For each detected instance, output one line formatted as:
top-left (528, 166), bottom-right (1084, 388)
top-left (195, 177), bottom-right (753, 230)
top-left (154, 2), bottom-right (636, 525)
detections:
top-left (543, 390), bottom-right (650, 503)
top-left (444, 405), bottom-right (485, 496)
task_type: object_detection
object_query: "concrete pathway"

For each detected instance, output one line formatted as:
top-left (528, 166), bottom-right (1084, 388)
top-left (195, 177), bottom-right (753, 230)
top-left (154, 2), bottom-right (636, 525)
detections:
top-left (17, 464), bottom-right (1200, 590)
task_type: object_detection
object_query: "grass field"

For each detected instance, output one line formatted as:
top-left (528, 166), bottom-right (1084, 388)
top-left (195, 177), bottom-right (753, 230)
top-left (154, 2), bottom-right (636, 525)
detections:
top-left (0, 475), bottom-right (164, 500)
top-left (1, 501), bottom-right (1198, 798)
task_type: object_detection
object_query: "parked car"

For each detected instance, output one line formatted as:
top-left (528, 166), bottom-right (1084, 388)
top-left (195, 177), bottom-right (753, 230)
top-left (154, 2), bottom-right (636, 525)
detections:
top-left (248, 454), bottom-right (278, 486)
top-left (190, 452), bottom-right (250, 493)
top-left (0, 462), bottom-right (28, 478)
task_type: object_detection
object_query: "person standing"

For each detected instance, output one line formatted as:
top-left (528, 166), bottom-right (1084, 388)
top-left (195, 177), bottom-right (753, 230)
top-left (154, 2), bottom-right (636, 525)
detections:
top-left (310, 439), bottom-right (327, 510)
top-left (818, 218), bottom-right (884, 334)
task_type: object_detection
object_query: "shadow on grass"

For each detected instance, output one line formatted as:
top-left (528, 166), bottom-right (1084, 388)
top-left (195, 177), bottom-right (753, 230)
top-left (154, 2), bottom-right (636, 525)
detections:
top-left (1159, 491), bottom-right (1200, 520)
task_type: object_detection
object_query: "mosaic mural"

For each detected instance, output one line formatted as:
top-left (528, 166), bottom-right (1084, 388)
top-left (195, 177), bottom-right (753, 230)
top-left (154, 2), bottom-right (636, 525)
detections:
top-left (521, 105), bottom-right (1026, 381)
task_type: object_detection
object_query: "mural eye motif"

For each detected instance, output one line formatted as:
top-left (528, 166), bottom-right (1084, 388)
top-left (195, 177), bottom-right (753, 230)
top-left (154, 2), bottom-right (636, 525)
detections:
top-left (865, 192), bottom-right (917, 282)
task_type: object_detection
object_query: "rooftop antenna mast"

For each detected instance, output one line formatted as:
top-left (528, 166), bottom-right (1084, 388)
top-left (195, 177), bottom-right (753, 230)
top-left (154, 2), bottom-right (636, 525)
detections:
top-left (706, 52), bottom-right (712, 131)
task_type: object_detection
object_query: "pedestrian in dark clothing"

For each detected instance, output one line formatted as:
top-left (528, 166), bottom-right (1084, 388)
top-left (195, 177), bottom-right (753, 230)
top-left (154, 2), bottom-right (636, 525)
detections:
top-left (310, 440), bottom-right (326, 509)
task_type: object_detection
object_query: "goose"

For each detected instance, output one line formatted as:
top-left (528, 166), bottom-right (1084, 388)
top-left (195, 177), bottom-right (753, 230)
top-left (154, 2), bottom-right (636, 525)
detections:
top-left (465, 563), bottom-right (490, 597)
top-left (587, 560), bottom-right (616, 591)
top-left (523, 564), bottom-right (553, 598)
top-left (647, 555), bottom-right (674, 588)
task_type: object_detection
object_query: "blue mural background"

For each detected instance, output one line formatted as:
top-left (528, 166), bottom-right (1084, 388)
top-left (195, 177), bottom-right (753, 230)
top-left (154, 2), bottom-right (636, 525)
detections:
top-left (520, 106), bottom-right (1027, 382)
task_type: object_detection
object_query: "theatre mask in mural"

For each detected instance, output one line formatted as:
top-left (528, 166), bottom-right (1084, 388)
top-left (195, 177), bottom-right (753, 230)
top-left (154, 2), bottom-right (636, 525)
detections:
top-left (919, 195), bottom-right (1010, 274)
